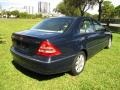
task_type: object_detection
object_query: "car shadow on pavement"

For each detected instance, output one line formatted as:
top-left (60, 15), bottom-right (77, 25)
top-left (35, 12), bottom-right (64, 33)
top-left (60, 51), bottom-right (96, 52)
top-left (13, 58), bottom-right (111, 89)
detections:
top-left (12, 61), bottom-right (65, 81)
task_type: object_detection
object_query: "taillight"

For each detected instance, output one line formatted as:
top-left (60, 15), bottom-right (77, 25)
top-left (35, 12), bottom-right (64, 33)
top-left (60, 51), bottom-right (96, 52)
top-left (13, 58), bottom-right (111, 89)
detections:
top-left (36, 40), bottom-right (61, 57)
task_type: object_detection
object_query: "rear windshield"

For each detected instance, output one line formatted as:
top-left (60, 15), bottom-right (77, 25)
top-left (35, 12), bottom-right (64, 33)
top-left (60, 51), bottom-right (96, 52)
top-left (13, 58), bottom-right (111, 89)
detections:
top-left (31, 18), bottom-right (74, 33)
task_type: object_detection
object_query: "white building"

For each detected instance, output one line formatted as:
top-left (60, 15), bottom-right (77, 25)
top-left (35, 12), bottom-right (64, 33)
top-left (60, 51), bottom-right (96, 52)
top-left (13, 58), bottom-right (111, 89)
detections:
top-left (24, 6), bottom-right (34, 14)
top-left (38, 1), bottom-right (50, 13)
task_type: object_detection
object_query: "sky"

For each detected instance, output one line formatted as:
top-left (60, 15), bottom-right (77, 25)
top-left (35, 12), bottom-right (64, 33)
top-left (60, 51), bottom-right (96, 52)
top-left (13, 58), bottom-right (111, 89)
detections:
top-left (0, 0), bottom-right (63, 13)
top-left (0, 0), bottom-right (120, 14)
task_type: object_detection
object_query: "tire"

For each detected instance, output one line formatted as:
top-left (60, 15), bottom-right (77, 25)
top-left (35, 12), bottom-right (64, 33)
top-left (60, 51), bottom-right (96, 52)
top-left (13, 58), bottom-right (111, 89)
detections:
top-left (106, 37), bottom-right (112, 49)
top-left (70, 51), bottom-right (86, 76)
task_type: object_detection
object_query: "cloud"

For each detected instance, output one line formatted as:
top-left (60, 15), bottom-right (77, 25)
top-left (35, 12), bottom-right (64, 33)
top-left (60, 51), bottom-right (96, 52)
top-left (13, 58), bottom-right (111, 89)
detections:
top-left (112, 0), bottom-right (120, 6)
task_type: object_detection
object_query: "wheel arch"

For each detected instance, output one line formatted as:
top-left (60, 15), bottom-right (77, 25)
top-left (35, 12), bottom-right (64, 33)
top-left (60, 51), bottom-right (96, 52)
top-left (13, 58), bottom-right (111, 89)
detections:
top-left (81, 49), bottom-right (88, 60)
top-left (111, 34), bottom-right (113, 41)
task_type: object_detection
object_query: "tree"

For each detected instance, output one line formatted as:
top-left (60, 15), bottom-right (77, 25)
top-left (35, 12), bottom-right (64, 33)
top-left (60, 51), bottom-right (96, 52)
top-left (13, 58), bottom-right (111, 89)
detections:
top-left (11, 10), bottom-right (20, 18)
top-left (102, 1), bottom-right (114, 19)
top-left (55, 2), bottom-right (80, 16)
top-left (55, 2), bottom-right (68, 15)
top-left (114, 5), bottom-right (120, 18)
top-left (66, 0), bottom-right (96, 16)
top-left (56, 0), bottom-right (96, 16)
top-left (90, 0), bottom-right (104, 21)
top-left (6, 11), bottom-right (11, 18)
top-left (0, 10), bottom-right (12, 18)
top-left (19, 12), bottom-right (28, 18)
top-left (97, 0), bottom-right (104, 21)
top-left (92, 14), bottom-right (98, 19)
top-left (1, 10), bottom-right (8, 18)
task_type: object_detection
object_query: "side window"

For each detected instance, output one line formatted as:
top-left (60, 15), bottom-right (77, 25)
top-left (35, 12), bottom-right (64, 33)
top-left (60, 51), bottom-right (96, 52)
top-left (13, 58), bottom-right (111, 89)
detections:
top-left (93, 21), bottom-right (104, 31)
top-left (80, 20), bottom-right (94, 34)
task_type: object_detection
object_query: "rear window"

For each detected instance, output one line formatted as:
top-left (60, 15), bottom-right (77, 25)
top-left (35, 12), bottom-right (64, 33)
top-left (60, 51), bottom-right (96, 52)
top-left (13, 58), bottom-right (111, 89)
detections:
top-left (31, 18), bottom-right (74, 33)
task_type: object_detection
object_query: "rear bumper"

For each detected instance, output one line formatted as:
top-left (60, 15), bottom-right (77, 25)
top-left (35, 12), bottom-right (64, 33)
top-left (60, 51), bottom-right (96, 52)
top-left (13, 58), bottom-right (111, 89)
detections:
top-left (11, 47), bottom-right (75, 75)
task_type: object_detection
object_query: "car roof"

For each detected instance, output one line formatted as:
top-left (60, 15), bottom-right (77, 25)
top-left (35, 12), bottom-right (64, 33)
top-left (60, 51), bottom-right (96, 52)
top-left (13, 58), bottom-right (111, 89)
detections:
top-left (50, 16), bottom-right (92, 20)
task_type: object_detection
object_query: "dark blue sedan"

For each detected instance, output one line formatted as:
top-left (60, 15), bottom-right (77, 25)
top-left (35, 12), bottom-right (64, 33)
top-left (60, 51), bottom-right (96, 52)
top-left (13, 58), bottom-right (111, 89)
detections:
top-left (11, 17), bottom-right (112, 75)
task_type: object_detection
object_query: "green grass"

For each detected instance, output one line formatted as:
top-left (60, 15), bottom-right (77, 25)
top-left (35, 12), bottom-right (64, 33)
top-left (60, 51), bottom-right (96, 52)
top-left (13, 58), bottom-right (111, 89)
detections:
top-left (0, 19), bottom-right (120, 90)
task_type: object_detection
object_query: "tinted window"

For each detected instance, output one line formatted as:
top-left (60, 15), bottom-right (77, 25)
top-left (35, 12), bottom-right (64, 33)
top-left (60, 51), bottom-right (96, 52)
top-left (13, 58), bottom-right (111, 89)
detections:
top-left (31, 18), bottom-right (74, 33)
top-left (93, 21), bottom-right (104, 31)
top-left (80, 20), bottom-right (94, 33)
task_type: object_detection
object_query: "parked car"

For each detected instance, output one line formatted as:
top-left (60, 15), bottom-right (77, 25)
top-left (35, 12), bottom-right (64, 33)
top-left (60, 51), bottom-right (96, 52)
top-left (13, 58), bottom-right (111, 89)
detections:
top-left (11, 17), bottom-right (112, 76)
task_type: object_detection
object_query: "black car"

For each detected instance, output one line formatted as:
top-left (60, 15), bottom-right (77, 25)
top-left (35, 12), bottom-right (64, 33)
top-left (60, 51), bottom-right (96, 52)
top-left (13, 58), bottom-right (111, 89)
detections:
top-left (11, 17), bottom-right (112, 76)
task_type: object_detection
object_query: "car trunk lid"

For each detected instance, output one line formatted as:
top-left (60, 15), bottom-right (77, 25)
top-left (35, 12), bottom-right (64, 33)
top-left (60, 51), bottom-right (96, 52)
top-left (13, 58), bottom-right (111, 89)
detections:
top-left (12, 30), bottom-right (61, 55)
